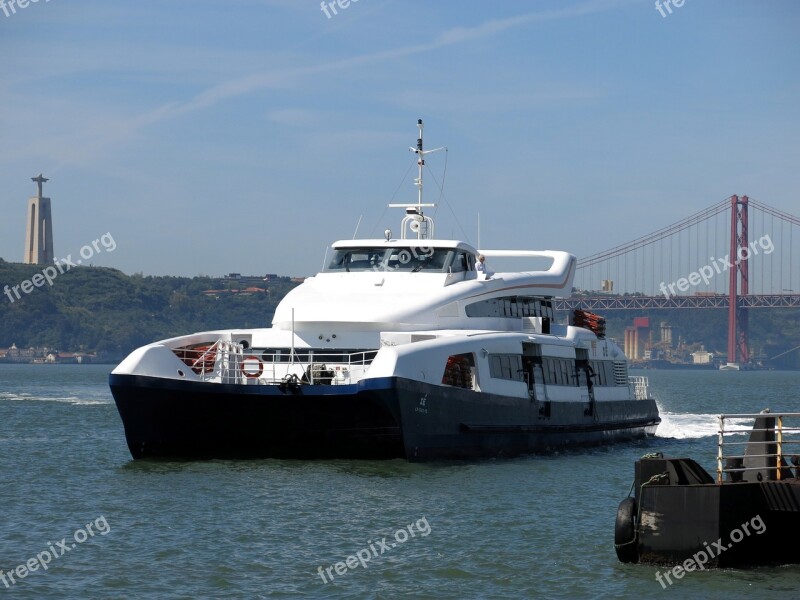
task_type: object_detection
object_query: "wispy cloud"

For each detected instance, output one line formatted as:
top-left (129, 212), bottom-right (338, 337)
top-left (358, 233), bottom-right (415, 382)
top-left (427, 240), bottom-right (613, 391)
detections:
top-left (0, 0), bottom-right (631, 172)
top-left (36, 0), bottom-right (630, 162)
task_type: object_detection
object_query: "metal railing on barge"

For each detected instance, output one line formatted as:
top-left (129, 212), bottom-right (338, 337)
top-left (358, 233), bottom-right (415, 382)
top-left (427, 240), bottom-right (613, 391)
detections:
top-left (716, 412), bottom-right (800, 483)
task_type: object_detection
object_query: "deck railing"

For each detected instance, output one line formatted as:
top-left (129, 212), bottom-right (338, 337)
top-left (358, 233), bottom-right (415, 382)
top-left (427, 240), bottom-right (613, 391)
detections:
top-left (183, 343), bottom-right (378, 385)
top-left (250, 350), bottom-right (377, 385)
top-left (716, 412), bottom-right (800, 483)
top-left (173, 339), bottom-right (241, 380)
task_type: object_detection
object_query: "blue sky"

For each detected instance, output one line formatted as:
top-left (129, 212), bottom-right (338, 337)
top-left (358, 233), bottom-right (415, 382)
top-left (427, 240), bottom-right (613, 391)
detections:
top-left (1, 0), bottom-right (798, 277)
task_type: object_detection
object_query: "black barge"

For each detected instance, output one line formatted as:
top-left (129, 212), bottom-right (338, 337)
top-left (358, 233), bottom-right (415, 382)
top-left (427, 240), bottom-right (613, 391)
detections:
top-left (615, 410), bottom-right (800, 568)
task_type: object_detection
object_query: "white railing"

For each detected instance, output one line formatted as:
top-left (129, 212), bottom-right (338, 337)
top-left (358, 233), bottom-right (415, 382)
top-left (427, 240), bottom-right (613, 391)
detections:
top-left (251, 350), bottom-right (377, 385)
top-left (182, 344), bottom-right (378, 386)
top-left (628, 375), bottom-right (650, 400)
top-left (716, 412), bottom-right (800, 483)
top-left (173, 339), bottom-right (244, 382)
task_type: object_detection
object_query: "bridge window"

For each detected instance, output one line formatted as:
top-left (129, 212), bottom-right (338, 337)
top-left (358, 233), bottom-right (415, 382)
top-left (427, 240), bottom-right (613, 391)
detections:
top-left (325, 247), bottom-right (457, 273)
top-left (449, 252), bottom-right (468, 273)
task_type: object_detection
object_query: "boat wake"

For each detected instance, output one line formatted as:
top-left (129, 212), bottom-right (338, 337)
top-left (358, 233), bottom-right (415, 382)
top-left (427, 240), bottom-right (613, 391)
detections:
top-left (0, 392), bottom-right (110, 406)
top-left (655, 409), bottom-right (753, 439)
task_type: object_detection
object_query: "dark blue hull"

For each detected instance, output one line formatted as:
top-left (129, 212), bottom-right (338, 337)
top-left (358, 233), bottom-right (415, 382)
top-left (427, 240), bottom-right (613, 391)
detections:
top-left (109, 374), bottom-right (660, 461)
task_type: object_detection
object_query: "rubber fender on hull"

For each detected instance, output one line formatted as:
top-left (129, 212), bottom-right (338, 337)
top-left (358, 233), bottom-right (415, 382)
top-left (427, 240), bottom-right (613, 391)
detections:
top-left (614, 497), bottom-right (639, 563)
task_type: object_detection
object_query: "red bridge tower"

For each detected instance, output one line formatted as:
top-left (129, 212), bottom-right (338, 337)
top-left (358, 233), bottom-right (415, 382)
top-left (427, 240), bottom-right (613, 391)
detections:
top-left (728, 195), bottom-right (749, 365)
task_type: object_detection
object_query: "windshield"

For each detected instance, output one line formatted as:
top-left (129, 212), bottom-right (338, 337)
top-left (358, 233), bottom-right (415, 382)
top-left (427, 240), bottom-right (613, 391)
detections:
top-left (325, 247), bottom-right (458, 273)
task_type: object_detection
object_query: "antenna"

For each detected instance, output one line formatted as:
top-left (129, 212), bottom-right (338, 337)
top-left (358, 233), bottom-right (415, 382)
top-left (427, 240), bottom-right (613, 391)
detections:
top-left (409, 119), bottom-right (445, 210)
top-left (388, 119), bottom-right (445, 240)
top-left (321, 245), bottom-right (330, 270)
top-left (352, 214), bottom-right (363, 239)
top-left (414, 119), bottom-right (424, 207)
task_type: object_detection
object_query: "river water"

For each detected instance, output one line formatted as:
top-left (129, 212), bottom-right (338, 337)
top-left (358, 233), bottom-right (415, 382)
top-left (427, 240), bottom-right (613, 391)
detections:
top-left (1, 364), bottom-right (798, 598)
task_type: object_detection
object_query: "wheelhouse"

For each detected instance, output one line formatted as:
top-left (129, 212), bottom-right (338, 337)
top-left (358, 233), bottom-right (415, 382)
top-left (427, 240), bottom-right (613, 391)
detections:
top-left (324, 243), bottom-right (476, 274)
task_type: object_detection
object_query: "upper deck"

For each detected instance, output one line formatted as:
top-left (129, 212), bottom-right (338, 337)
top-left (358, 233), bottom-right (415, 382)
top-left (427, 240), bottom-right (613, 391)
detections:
top-left (272, 120), bottom-right (577, 334)
top-left (272, 240), bottom-right (576, 333)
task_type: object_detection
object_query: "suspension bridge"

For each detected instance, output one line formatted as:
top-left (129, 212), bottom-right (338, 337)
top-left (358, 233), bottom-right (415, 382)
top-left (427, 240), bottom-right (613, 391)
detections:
top-left (555, 195), bottom-right (800, 365)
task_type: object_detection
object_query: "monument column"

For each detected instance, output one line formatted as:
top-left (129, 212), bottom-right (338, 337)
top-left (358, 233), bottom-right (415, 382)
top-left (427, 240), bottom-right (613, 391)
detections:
top-left (23, 173), bottom-right (54, 265)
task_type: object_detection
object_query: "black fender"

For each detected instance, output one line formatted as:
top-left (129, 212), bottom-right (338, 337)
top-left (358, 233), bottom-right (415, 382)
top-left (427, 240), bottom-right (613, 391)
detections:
top-left (614, 497), bottom-right (639, 563)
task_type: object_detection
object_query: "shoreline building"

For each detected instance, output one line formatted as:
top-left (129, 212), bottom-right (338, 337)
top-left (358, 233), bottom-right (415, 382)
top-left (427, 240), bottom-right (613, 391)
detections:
top-left (624, 317), bottom-right (650, 360)
top-left (23, 173), bottom-right (54, 265)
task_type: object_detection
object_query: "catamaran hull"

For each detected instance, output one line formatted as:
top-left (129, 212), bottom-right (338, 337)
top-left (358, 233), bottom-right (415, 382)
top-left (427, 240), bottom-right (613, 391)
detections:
top-left (109, 374), bottom-right (660, 461)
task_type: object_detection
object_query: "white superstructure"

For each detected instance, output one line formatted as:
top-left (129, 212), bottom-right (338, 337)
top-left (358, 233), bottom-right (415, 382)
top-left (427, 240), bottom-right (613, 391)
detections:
top-left (113, 119), bottom-right (643, 403)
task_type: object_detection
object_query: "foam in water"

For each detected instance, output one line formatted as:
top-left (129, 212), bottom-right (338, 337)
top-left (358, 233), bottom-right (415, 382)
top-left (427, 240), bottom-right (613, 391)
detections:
top-left (0, 392), bottom-right (110, 405)
top-left (655, 404), bottom-right (754, 439)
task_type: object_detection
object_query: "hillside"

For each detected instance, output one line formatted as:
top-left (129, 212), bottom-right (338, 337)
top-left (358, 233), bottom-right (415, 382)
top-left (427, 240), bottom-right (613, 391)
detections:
top-left (0, 259), bottom-right (298, 359)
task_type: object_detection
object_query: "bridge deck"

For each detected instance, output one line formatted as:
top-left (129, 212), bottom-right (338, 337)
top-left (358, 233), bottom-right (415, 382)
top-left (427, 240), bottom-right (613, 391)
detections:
top-left (556, 294), bottom-right (800, 311)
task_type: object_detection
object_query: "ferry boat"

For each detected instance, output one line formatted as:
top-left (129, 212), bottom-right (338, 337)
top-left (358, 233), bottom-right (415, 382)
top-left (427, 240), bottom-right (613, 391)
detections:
top-left (109, 120), bottom-right (660, 460)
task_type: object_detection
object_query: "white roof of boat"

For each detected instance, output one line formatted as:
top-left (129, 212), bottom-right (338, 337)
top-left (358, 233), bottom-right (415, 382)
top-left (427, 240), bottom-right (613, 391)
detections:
top-left (332, 239), bottom-right (477, 251)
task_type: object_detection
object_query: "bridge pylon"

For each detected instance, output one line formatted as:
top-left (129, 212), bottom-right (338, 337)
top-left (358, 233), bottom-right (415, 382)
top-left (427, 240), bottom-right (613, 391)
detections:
top-left (728, 195), bottom-right (749, 365)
